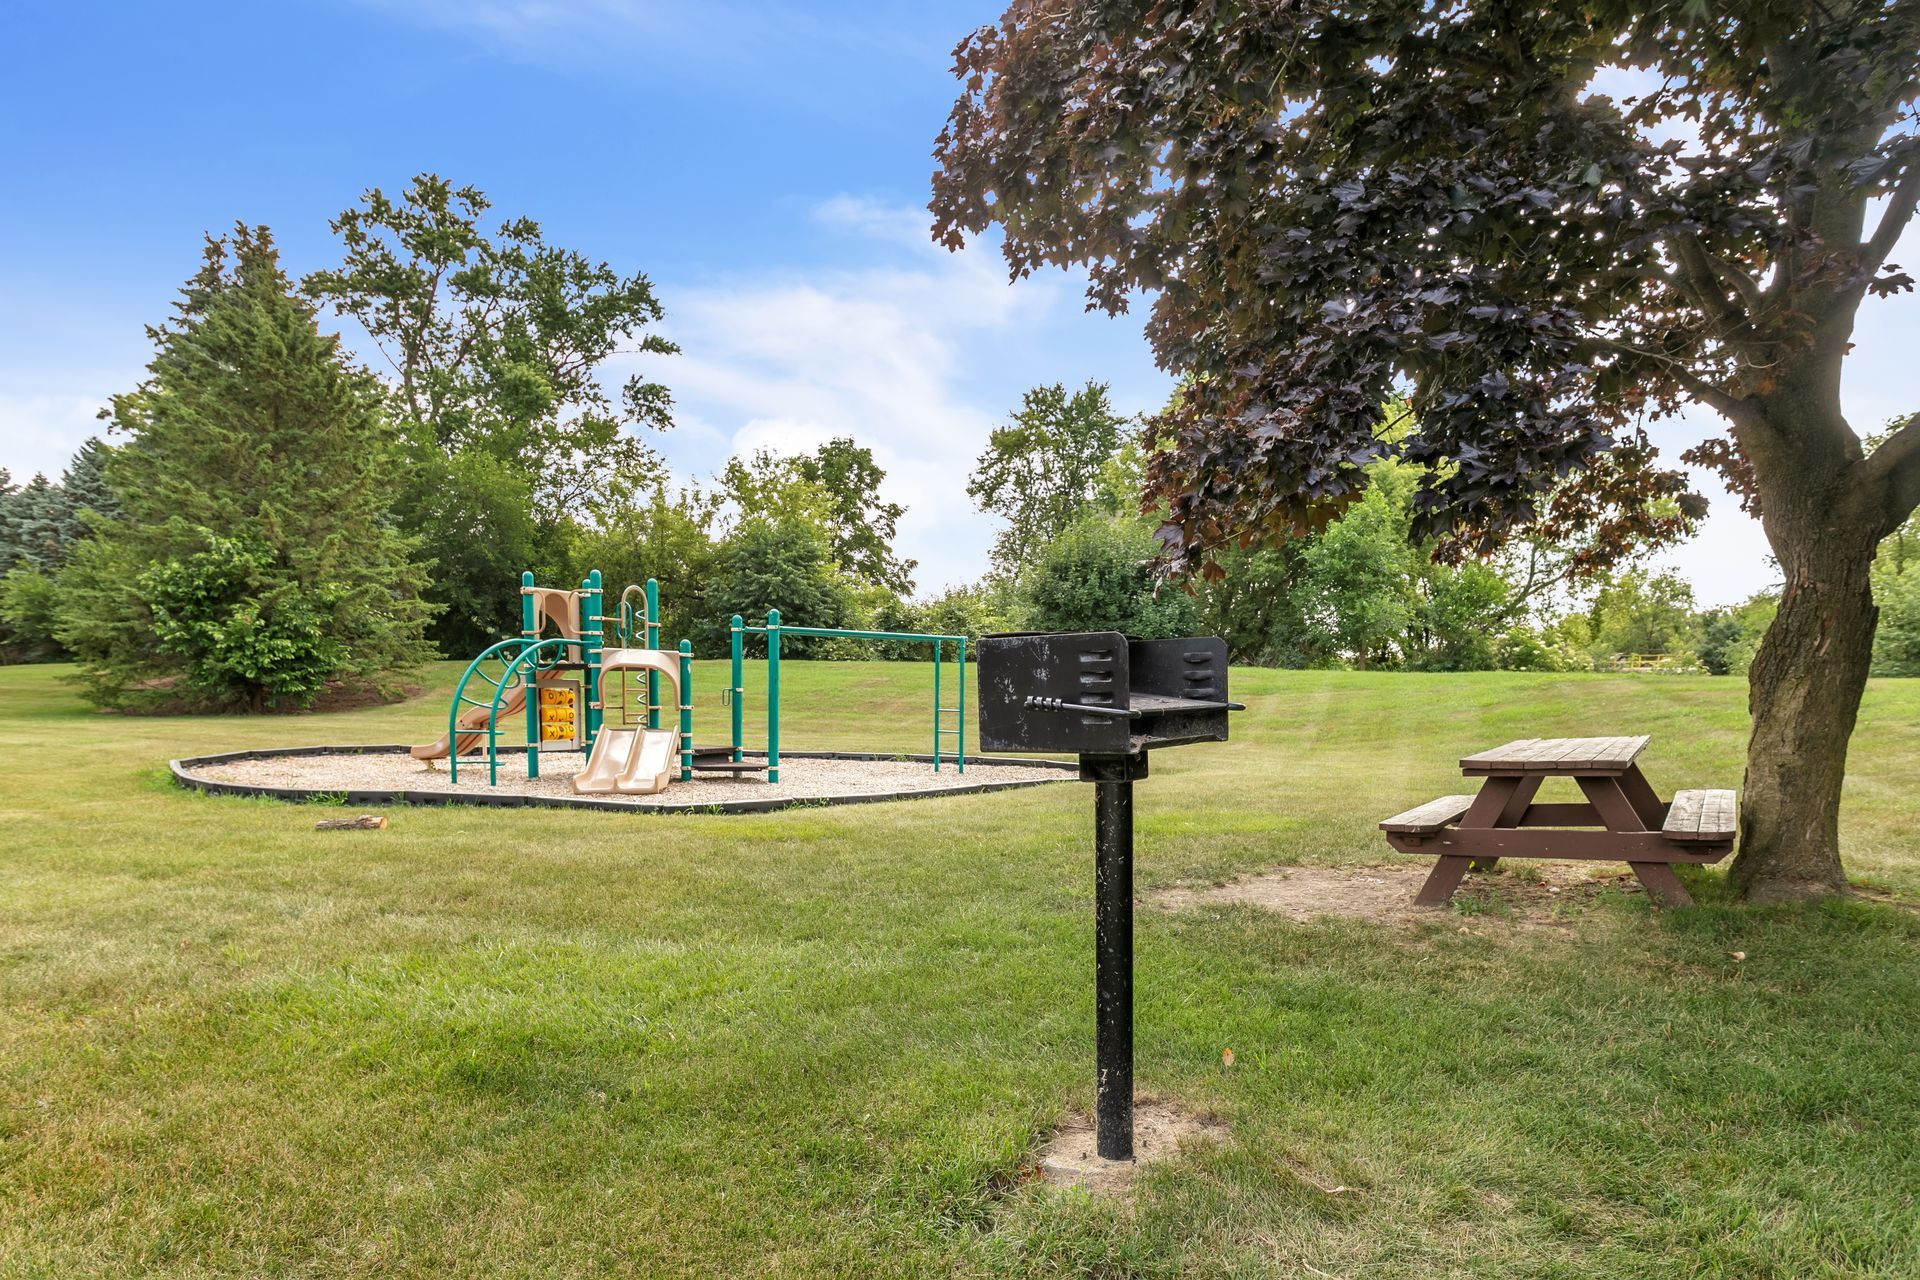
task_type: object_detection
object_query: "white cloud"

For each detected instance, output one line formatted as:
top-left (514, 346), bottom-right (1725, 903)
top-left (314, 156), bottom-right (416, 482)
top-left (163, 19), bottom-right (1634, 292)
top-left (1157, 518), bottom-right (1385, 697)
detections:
top-left (618, 201), bottom-right (1127, 595)
top-left (0, 392), bottom-right (110, 482)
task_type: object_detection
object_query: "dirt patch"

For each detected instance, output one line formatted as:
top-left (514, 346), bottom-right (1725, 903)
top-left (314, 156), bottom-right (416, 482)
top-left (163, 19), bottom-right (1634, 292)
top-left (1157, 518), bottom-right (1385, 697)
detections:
top-left (1855, 885), bottom-right (1920, 914)
top-left (1153, 862), bottom-right (1639, 930)
top-left (1030, 1096), bottom-right (1225, 1195)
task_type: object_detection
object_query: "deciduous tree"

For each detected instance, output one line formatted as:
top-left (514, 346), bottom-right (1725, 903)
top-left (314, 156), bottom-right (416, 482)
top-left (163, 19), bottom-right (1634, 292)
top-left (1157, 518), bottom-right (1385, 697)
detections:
top-left (933, 1), bottom-right (1920, 900)
top-left (968, 381), bottom-right (1130, 572)
top-left (721, 440), bottom-right (917, 594)
top-left (307, 175), bottom-right (677, 653)
top-left (794, 438), bottom-right (916, 594)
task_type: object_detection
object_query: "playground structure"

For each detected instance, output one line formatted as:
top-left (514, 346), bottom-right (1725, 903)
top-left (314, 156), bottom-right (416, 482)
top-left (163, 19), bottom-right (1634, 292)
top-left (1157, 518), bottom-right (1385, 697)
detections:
top-left (413, 571), bottom-right (694, 794)
top-left (416, 576), bottom-right (971, 795)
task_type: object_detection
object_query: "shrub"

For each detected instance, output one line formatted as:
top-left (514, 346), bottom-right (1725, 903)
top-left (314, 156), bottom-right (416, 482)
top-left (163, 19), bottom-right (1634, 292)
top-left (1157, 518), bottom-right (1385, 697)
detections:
top-left (0, 568), bottom-right (66, 664)
top-left (1014, 516), bottom-right (1198, 638)
top-left (141, 536), bottom-right (345, 710)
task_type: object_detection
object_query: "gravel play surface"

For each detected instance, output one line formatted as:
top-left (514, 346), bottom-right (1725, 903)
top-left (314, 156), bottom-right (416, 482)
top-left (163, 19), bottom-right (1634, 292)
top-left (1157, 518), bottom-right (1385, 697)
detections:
top-left (183, 748), bottom-right (1072, 810)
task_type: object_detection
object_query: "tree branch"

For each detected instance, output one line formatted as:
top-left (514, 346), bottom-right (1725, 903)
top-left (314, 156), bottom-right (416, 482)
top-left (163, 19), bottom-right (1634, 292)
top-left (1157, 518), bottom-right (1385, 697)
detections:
top-left (1668, 232), bottom-right (1758, 342)
top-left (1675, 230), bottom-right (1766, 315)
top-left (1864, 410), bottom-right (1920, 525)
top-left (1862, 163), bottom-right (1920, 278)
top-left (1579, 335), bottom-right (1758, 426)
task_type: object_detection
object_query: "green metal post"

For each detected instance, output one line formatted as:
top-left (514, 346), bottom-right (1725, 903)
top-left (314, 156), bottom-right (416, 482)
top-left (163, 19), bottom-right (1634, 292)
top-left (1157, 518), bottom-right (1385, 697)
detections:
top-left (932, 637), bottom-right (942, 772)
top-left (678, 640), bottom-right (693, 781)
top-left (521, 572), bottom-right (540, 779)
top-left (957, 635), bottom-right (966, 774)
top-left (766, 608), bottom-right (781, 784)
top-left (583, 569), bottom-right (604, 752)
top-left (646, 577), bottom-right (661, 729)
top-left (730, 614), bottom-right (745, 762)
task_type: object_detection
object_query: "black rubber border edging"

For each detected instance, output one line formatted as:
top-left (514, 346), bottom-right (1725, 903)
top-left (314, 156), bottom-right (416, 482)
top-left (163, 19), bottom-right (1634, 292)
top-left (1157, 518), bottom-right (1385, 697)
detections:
top-left (169, 745), bottom-right (1077, 816)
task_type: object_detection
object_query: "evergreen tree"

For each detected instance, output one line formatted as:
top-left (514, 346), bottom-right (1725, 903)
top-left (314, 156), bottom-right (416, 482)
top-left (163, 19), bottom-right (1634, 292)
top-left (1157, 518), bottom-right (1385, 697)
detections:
top-left (56, 438), bottom-right (117, 552)
top-left (0, 469), bottom-right (16, 565)
top-left (57, 225), bottom-right (434, 710)
top-left (0, 441), bottom-right (121, 664)
top-left (5, 474), bottom-right (68, 572)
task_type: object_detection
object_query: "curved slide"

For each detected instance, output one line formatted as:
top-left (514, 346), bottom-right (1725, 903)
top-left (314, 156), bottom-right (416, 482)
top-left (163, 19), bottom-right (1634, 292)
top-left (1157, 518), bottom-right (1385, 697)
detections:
top-left (572, 648), bottom-right (684, 796)
top-left (412, 686), bottom-right (528, 761)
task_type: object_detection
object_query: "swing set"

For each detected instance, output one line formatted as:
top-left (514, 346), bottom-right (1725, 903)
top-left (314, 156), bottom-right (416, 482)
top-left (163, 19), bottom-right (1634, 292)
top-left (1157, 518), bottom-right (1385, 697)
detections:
top-left (727, 610), bottom-right (967, 783)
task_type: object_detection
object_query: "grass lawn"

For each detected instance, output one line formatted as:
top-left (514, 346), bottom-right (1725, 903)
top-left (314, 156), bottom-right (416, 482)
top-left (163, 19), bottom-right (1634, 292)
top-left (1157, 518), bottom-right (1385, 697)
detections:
top-left (2, 659), bottom-right (1917, 1278)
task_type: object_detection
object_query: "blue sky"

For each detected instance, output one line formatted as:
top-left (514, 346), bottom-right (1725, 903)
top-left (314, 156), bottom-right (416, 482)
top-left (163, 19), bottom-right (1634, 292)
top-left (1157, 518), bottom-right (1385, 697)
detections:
top-left (2, 2), bottom-right (1914, 604)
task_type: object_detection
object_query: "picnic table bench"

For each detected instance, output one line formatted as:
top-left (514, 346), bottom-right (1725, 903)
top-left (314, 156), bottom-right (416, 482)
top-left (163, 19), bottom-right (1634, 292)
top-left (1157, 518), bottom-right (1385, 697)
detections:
top-left (1379, 736), bottom-right (1735, 907)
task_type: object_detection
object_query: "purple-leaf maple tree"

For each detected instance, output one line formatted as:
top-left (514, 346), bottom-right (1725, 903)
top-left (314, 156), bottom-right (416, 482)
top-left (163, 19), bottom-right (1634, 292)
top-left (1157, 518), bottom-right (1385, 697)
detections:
top-left (932, 1), bottom-right (1920, 901)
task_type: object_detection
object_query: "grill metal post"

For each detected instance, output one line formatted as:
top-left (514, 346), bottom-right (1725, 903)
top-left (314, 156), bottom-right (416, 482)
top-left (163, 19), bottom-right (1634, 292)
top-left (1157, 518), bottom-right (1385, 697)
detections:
top-left (1092, 768), bottom-right (1135, 1160)
top-left (975, 633), bottom-right (1238, 1167)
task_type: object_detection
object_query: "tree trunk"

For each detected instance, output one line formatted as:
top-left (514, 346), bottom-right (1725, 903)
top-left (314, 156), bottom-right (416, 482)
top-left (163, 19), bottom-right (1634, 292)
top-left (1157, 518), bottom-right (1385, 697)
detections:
top-left (1730, 516), bottom-right (1879, 902)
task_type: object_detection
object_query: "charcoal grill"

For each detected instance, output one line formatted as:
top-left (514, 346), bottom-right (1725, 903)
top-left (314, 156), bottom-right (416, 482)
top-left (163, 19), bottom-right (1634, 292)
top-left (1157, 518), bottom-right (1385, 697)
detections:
top-left (977, 632), bottom-right (1243, 1160)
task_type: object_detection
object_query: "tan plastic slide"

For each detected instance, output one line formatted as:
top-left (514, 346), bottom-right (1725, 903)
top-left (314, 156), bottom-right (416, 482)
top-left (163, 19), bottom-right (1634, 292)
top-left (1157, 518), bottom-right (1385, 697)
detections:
top-left (571, 725), bottom-right (679, 795)
top-left (572, 649), bottom-right (683, 796)
top-left (411, 685), bottom-right (528, 761)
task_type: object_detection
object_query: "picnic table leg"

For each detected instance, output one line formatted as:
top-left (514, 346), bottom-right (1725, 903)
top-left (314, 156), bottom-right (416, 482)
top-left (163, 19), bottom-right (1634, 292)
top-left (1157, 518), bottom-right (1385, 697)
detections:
top-left (1615, 764), bottom-right (1669, 829)
top-left (1576, 775), bottom-right (1648, 833)
top-left (1580, 774), bottom-right (1694, 906)
top-left (1462, 775), bottom-right (1537, 828)
top-left (1415, 855), bottom-right (1476, 907)
top-left (1405, 775), bottom-right (1529, 907)
top-left (1627, 861), bottom-right (1692, 907)
top-left (1453, 775), bottom-right (1541, 878)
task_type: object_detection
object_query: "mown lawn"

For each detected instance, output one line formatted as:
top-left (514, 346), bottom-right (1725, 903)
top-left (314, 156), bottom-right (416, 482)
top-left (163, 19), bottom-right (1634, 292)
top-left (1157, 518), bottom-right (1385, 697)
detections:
top-left (1, 660), bottom-right (1916, 1278)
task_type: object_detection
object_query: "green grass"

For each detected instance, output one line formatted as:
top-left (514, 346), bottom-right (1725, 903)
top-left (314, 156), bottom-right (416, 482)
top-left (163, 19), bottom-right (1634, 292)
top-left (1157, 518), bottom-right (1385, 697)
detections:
top-left (2, 660), bottom-right (1917, 1278)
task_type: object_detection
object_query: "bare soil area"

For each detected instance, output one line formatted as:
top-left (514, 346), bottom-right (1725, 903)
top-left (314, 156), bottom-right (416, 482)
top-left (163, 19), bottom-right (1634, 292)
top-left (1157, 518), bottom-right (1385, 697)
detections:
top-left (1030, 1096), bottom-right (1226, 1195)
top-left (1153, 861), bottom-right (1642, 929)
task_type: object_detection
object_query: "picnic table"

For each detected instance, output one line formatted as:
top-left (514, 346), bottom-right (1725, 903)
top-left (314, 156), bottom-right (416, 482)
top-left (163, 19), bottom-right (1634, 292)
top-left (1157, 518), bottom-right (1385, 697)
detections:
top-left (1379, 736), bottom-right (1735, 908)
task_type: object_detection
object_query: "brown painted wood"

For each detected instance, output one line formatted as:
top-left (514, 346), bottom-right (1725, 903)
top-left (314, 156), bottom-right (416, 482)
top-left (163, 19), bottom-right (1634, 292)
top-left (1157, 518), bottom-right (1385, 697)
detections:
top-left (1414, 855), bottom-right (1475, 906)
top-left (1380, 794), bottom-right (1477, 834)
top-left (1490, 774), bottom-right (1542, 827)
top-left (1616, 764), bottom-right (1671, 829)
top-left (1388, 739), bottom-right (1733, 906)
top-left (1460, 735), bottom-right (1650, 776)
top-left (1514, 803), bottom-right (1603, 827)
top-left (1461, 775), bottom-right (1524, 827)
top-left (1385, 828), bottom-right (1730, 862)
top-left (1628, 860), bottom-right (1693, 906)
top-left (1576, 775), bottom-right (1649, 832)
top-left (1663, 788), bottom-right (1738, 841)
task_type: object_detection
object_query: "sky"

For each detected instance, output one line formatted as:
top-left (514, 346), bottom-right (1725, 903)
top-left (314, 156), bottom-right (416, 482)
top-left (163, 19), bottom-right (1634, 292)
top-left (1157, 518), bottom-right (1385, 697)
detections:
top-left (2, 2), bottom-right (1914, 605)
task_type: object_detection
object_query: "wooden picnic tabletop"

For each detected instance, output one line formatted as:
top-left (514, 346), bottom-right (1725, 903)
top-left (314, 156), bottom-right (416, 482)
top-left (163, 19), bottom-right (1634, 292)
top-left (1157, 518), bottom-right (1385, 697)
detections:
top-left (1459, 735), bottom-right (1651, 776)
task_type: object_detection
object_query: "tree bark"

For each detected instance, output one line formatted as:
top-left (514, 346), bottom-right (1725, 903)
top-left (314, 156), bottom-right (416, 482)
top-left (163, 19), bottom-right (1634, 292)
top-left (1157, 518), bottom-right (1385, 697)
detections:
top-left (1731, 498), bottom-right (1880, 902)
